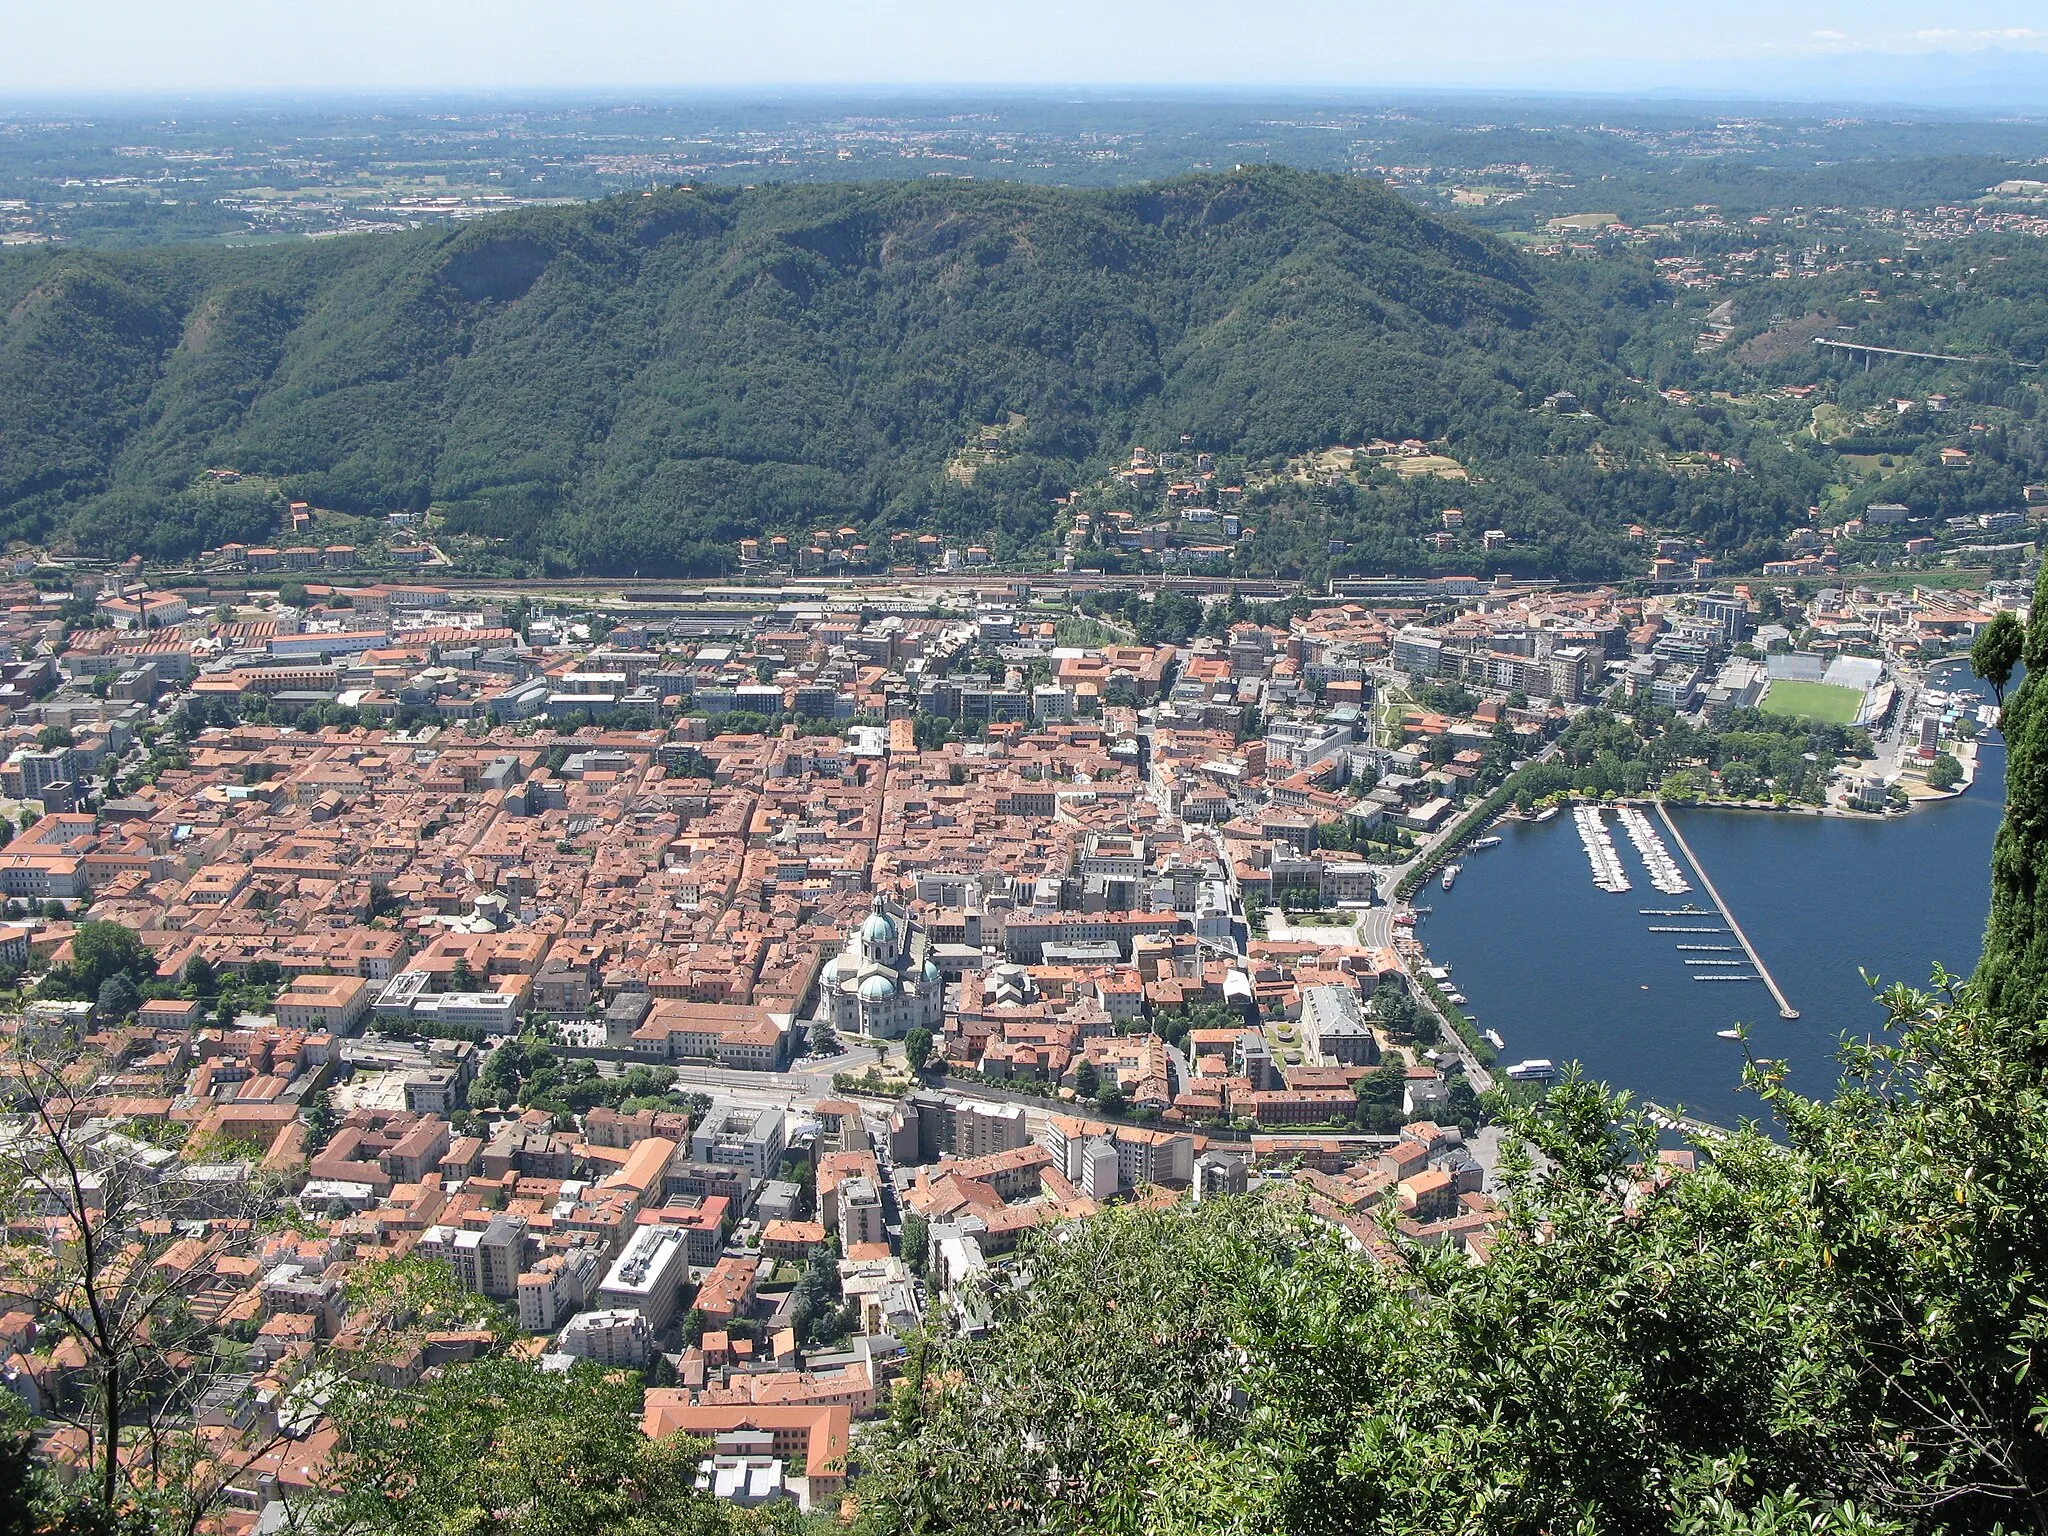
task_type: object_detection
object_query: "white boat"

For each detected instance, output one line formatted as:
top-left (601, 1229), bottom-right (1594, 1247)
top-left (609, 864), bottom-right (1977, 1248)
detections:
top-left (1471, 835), bottom-right (1503, 849)
top-left (1716, 1028), bottom-right (1742, 1040)
top-left (1534, 805), bottom-right (1560, 823)
top-left (1506, 1058), bottom-right (1558, 1082)
top-left (1484, 1028), bottom-right (1506, 1051)
top-left (1572, 805), bottom-right (1631, 892)
top-left (1441, 863), bottom-right (1462, 891)
top-left (1447, 992), bottom-right (1467, 1005)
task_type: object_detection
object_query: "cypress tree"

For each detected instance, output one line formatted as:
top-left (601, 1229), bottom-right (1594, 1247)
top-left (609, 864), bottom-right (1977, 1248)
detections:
top-left (1977, 565), bottom-right (2048, 1022)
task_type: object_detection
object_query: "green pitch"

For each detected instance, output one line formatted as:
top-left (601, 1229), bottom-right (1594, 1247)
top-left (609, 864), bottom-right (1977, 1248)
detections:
top-left (1760, 679), bottom-right (1863, 724)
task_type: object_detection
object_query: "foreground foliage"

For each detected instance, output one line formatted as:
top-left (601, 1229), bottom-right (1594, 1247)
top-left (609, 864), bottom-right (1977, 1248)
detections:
top-left (311, 1354), bottom-right (791, 1536)
top-left (855, 966), bottom-right (2048, 1535)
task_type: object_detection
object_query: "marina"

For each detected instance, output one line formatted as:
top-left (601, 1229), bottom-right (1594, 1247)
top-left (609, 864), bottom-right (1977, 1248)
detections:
top-left (1617, 805), bottom-right (1692, 895)
top-left (1572, 806), bottom-right (1631, 892)
top-left (1422, 660), bottom-right (2005, 1116)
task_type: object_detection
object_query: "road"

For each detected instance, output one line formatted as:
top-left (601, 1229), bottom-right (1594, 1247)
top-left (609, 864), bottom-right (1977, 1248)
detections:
top-left (398, 571), bottom-right (1304, 603)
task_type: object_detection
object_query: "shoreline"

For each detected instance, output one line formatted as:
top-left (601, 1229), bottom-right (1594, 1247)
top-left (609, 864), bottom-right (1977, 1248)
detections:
top-left (1509, 764), bottom-right (1982, 826)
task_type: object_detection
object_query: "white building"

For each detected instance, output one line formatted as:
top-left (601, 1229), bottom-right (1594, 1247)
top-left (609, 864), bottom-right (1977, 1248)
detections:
top-left (596, 1225), bottom-right (691, 1331)
top-left (559, 1307), bottom-right (654, 1367)
top-left (689, 1105), bottom-right (786, 1180)
top-left (821, 895), bottom-right (945, 1041)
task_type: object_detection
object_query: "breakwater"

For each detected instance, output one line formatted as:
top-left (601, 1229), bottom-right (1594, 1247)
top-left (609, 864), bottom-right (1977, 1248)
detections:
top-left (1656, 801), bottom-right (1799, 1020)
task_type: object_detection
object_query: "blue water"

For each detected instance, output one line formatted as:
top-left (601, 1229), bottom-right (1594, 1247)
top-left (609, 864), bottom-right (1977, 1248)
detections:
top-left (1425, 661), bottom-right (2005, 1124)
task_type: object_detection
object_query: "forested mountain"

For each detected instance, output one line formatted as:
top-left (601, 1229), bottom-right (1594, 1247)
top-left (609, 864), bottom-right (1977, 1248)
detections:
top-left (0, 168), bottom-right (1652, 575)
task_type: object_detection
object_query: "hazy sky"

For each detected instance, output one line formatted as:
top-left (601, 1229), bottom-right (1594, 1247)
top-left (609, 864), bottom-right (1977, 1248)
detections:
top-left (4, 0), bottom-right (2047, 95)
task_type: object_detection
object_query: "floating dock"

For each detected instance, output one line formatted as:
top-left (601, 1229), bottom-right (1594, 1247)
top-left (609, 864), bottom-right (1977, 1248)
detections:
top-left (1573, 806), bottom-right (1630, 892)
top-left (1618, 805), bottom-right (1692, 895)
top-left (1645, 1101), bottom-right (1732, 1144)
top-left (1656, 802), bottom-right (1800, 1020)
top-left (1649, 926), bottom-right (1725, 934)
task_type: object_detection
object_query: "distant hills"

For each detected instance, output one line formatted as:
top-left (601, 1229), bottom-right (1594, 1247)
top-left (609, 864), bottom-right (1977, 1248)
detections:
top-left (0, 168), bottom-right (1626, 576)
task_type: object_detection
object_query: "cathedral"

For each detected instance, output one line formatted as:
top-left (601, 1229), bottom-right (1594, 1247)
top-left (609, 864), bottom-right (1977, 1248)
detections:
top-left (820, 894), bottom-right (945, 1040)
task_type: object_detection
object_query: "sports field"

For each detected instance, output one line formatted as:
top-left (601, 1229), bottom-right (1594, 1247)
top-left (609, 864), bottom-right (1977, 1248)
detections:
top-left (1759, 679), bottom-right (1863, 725)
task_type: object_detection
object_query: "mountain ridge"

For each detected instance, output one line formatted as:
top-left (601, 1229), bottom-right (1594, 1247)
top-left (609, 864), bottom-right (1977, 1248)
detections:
top-left (0, 167), bottom-right (1609, 574)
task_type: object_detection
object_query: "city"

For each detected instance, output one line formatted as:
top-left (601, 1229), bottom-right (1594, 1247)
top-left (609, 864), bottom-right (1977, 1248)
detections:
top-left (0, 508), bottom-right (2017, 1522)
top-left (6, 1), bottom-right (2048, 1528)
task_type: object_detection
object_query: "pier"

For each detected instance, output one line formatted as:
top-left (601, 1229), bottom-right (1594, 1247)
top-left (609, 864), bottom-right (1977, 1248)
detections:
top-left (1656, 802), bottom-right (1800, 1020)
top-left (1644, 1102), bottom-right (1732, 1144)
top-left (1648, 926), bottom-right (1724, 933)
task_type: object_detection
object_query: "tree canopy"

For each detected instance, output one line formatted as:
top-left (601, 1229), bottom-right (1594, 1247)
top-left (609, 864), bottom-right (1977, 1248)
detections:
top-left (314, 1353), bottom-right (776, 1536)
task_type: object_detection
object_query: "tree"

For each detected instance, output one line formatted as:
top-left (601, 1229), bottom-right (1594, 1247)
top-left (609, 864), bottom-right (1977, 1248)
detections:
top-left (1353, 1060), bottom-right (1409, 1133)
top-left (67, 922), bottom-right (151, 998)
top-left (1658, 768), bottom-right (1704, 802)
top-left (449, 955), bottom-right (479, 993)
top-left (0, 1036), bottom-right (286, 1525)
top-left (1928, 751), bottom-right (1964, 790)
top-left (307, 1353), bottom-right (744, 1536)
top-left (900, 1214), bottom-right (930, 1275)
top-left (1971, 608), bottom-right (2024, 710)
top-left (1719, 761), bottom-right (1759, 798)
top-left (904, 1027), bottom-right (934, 1073)
top-left (1982, 568), bottom-right (2048, 1029)
top-left (180, 954), bottom-right (219, 1001)
top-left (94, 973), bottom-right (139, 1023)
top-left (34, 724), bottom-right (72, 751)
top-left (789, 1250), bottom-right (853, 1348)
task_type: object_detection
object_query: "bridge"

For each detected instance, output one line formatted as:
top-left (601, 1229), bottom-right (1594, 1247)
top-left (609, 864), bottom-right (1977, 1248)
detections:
top-left (1813, 337), bottom-right (2038, 371)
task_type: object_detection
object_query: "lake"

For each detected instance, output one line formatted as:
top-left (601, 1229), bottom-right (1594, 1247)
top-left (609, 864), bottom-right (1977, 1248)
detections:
top-left (1423, 662), bottom-right (2005, 1124)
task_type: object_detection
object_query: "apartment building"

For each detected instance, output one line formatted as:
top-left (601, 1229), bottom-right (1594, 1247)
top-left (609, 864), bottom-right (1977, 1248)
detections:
top-left (597, 1225), bottom-right (691, 1331)
top-left (689, 1106), bottom-right (787, 1181)
top-left (517, 1247), bottom-right (603, 1334)
top-left (275, 974), bottom-right (372, 1037)
top-left (558, 1307), bottom-right (654, 1367)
